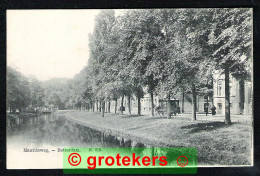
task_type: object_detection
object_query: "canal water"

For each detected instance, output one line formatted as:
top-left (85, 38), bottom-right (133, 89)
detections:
top-left (7, 113), bottom-right (144, 148)
top-left (6, 113), bottom-right (144, 168)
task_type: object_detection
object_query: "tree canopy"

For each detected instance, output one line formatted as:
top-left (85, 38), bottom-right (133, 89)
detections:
top-left (7, 9), bottom-right (252, 123)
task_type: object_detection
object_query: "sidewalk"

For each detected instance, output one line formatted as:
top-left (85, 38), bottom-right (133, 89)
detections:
top-left (176, 113), bottom-right (252, 125)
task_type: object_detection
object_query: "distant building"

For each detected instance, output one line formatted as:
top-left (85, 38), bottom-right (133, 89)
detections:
top-left (112, 93), bottom-right (212, 115)
top-left (213, 71), bottom-right (252, 115)
top-left (109, 72), bottom-right (252, 116)
top-left (175, 93), bottom-right (212, 114)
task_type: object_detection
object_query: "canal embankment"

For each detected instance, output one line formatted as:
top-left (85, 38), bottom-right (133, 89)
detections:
top-left (57, 110), bottom-right (252, 165)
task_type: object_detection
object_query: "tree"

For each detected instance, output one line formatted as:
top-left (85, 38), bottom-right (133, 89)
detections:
top-left (88, 10), bottom-right (117, 117)
top-left (148, 9), bottom-right (214, 120)
top-left (208, 8), bottom-right (252, 124)
top-left (83, 68), bottom-right (96, 111)
top-left (28, 77), bottom-right (45, 109)
top-left (117, 10), bottom-right (163, 117)
top-left (42, 78), bottom-right (69, 110)
top-left (88, 10), bottom-right (146, 116)
top-left (7, 67), bottom-right (31, 112)
top-left (50, 93), bottom-right (65, 110)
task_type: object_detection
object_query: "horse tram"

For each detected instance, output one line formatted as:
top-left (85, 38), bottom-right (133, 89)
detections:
top-left (155, 99), bottom-right (180, 117)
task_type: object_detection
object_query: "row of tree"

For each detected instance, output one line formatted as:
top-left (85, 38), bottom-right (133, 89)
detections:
top-left (7, 67), bottom-right (87, 112)
top-left (7, 9), bottom-right (252, 125)
top-left (82, 9), bottom-right (252, 124)
top-left (7, 67), bottom-right (44, 112)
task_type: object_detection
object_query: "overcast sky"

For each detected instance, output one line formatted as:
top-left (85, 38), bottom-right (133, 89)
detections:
top-left (7, 10), bottom-right (105, 81)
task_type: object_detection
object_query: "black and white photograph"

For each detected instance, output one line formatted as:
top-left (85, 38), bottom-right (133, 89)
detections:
top-left (6, 8), bottom-right (253, 169)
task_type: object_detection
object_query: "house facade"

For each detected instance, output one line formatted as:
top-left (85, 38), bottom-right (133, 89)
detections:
top-left (108, 72), bottom-right (252, 116)
top-left (213, 71), bottom-right (252, 115)
top-left (110, 93), bottom-right (211, 115)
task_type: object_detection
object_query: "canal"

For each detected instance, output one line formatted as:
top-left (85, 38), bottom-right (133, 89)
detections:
top-left (7, 113), bottom-right (145, 168)
top-left (7, 113), bottom-right (145, 152)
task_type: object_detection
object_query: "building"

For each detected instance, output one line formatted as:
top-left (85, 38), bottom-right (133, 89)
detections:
top-left (213, 71), bottom-right (252, 115)
top-left (108, 71), bottom-right (252, 116)
top-left (109, 92), bottom-right (211, 115)
top-left (175, 93), bottom-right (212, 114)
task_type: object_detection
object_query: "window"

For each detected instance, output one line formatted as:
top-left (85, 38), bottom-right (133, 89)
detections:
top-left (217, 80), bottom-right (222, 96)
top-left (218, 103), bottom-right (222, 110)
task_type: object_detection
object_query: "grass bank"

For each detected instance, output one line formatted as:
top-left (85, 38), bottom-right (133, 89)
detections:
top-left (57, 110), bottom-right (252, 166)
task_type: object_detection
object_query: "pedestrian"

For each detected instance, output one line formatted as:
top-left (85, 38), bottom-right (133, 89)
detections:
top-left (204, 105), bottom-right (208, 116)
top-left (211, 105), bottom-right (216, 116)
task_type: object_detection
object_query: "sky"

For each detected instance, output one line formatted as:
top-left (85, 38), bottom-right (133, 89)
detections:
top-left (7, 10), bottom-right (106, 81)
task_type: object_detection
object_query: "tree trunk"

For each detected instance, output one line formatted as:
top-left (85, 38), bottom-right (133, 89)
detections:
top-left (225, 67), bottom-right (231, 124)
top-left (108, 101), bottom-right (111, 113)
top-left (105, 100), bottom-right (107, 112)
top-left (212, 77), bottom-right (214, 104)
top-left (101, 101), bottom-right (105, 117)
top-left (167, 94), bottom-right (171, 119)
top-left (206, 95), bottom-right (209, 108)
top-left (191, 83), bottom-right (197, 121)
top-left (96, 100), bottom-right (98, 112)
top-left (150, 92), bottom-right (154, 117)
top-left (182, 92), bottom-right (185, 113)
top-left (99, 101), bottom-right (102, 112)
top-left (121, 96), bottom-right (124, 114)
top-left (127, 95), bottom-right (131, 115)
top-left (114, 99), bottom-right (117, 114)
top-left (137, 95), bottom-right (141, 116)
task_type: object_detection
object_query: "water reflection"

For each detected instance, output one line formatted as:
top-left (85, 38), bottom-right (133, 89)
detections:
top-left (7, 113), bottom-right (145, 148)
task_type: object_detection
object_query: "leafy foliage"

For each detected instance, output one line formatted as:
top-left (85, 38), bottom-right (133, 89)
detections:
top-left (7, 9), bottom-right (252, 121)
top-left (208, 8), bottom-right (252, 80)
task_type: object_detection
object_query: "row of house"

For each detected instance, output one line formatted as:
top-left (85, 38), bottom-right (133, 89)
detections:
top-left (109, 72), bottom-right (252, 116)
